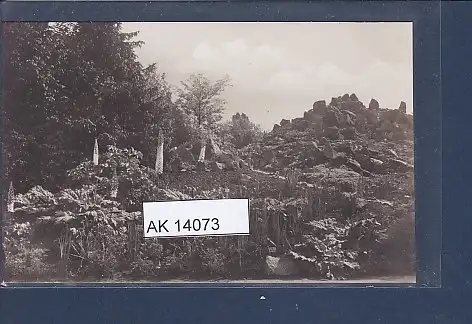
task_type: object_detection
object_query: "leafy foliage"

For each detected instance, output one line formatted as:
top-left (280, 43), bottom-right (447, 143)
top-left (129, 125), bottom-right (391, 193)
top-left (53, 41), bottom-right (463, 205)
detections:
top-left (3, 22), bottom-right (175, 192)
top-left (219, 112), bottom-right (264, 149)
top-left (3, 222), bottom-right (55, 280)
top-left (176, 73), bottom-right (232, 130)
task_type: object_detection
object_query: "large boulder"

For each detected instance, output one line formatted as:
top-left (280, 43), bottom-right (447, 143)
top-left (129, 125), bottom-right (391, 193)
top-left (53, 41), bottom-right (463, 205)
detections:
top-left (323, 141), bottom-right (336, 159)
top-left (341, 100), bottom-right (363, 113)
top-left (265, 255), bottom-right (299, 276)
top-left (304, 110), bottom-right (323, 123)
top-left (386, 149), bottom-right (399, 159)
top-left (280, 119), bottom-right (291, 127)
top-left (339, 111), bottom-right (356, 127)
top-left (386, 158), bottom-right (414, 173)
top-left (341, 127), bottom-right (357, 140)
top-left (211, 161), bottom-right (224, 172)
top-left (262, 149), bottom-right (276, 166)
top-left (369, 158), bottom-right (385, 173)
top-left (368, 98), bottom-right (380, 110)
top-left (322, 107), bottom-right (341, 128)
top-left (357, 156), bottom-right (385, 174)
top-left (342, 109), bottom-right (357, 120)
top-left (303, 141), bottom-right (327, 165)
top-left (398, 101), bottom-right (407, 114)
top-left (292, 117), bottom-right (310, 131)
top-left (329, 155), bottom-right (370, 177)
top-left (350, 93), bottom-right (359, 101)
top-left (330, 97), bottom-right (341, 107)
top-left (324, 126), bottom-right (341, 140)
top-left (312, 100), bottom-right (328, 115)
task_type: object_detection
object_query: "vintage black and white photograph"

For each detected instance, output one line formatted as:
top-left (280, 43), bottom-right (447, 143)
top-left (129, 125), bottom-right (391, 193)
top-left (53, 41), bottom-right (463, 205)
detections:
top-left (1, 22), bottom-right (414, 284)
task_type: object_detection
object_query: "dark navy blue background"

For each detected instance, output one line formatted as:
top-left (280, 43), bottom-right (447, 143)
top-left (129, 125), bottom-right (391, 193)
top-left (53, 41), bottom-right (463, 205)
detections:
top-left (0, 0), bottom-right (469, 322)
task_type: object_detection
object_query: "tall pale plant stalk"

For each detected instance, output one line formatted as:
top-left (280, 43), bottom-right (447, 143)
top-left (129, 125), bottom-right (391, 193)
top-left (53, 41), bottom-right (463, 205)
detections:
top-left (209, 131), bottom-right (222, 156)
top-left (93, 138), bottom-right (99, 165)
top-left (7, 181), bottom-right (14, 213)
top-left (198, 135), bottom-right (206, 162)
top-left (155, 128), bottom-right (164, 174)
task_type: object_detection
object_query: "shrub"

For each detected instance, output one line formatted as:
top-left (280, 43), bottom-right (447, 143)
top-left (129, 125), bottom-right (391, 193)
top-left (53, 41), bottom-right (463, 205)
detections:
top-left (290, 217), bottom-right (387, 279)
top-left (5, 247), bottom-right (55, 280)
top-left (4, 222), bottom-right (55, 280)
top-left (66, 145), bottom-right (162, 211)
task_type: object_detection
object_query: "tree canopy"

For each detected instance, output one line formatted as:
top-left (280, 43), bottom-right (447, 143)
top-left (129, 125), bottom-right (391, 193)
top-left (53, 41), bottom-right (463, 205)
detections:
top-left (226, 112), bottom-right (263, 149)
top-left (3, 22), bottom-right (174, 192)
top-left (176, 73), bottom-right (232, 132)
top-left (3, 23), bottom-right (258, 194)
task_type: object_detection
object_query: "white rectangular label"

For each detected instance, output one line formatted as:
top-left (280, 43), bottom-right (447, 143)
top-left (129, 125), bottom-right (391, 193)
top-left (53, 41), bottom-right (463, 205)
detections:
top-left (143, 199), bottom-right (250, 238)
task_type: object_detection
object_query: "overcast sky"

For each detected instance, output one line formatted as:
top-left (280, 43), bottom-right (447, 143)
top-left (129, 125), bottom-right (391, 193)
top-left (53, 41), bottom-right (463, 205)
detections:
top-left (122, 22), bottom-right (412, 131)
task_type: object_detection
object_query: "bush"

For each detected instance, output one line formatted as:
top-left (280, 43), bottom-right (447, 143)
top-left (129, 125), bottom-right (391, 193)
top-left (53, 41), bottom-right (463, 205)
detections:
top-left (5, 247), bottom-right (55, 280)
top-left (290, 217), bottom-right (386, 279)
top-left (66, 145), bottom-right (162, 211)
top-left (4, 222), bottom-right (55, 280)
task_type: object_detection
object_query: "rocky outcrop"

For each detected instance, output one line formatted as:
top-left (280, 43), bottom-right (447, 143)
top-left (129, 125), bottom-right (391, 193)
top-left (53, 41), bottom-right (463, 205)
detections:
top-left (323, 107), bottom-right (341, 128)
top-left (398, 101), bottom-right (407, 114)
top-left (312, 100), bottom-right (328, 115)
top-left (270, 94), bottom-right (412, 145)
top-left (323, 141), bottom-right (336, 159)
top-left (369, 98), bottom-right (380, 110)
top-left (292, 118), bottom-right (310, 131)
top-left (280, 119), bottom-right (291, 127)
top-left (324, 126), bottom-right (341, 140)
top-left (350, 93), bottom-right (359, 101)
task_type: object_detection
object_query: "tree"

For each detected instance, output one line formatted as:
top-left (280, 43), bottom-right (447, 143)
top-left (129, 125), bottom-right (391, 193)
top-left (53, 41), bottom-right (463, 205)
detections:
top-left (228, 112), bottom-right (263, 148)
top-left (3, 22), bottom-right (59, 192)
top-left (176, 73), bottom-right (231, 132)
top-left (3, 22), bottom-right (173, 192)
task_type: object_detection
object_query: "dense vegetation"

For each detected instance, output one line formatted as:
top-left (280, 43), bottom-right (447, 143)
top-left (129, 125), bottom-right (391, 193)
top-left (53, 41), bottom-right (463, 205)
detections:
top-left (2, 23), bottom-right (415, 281)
